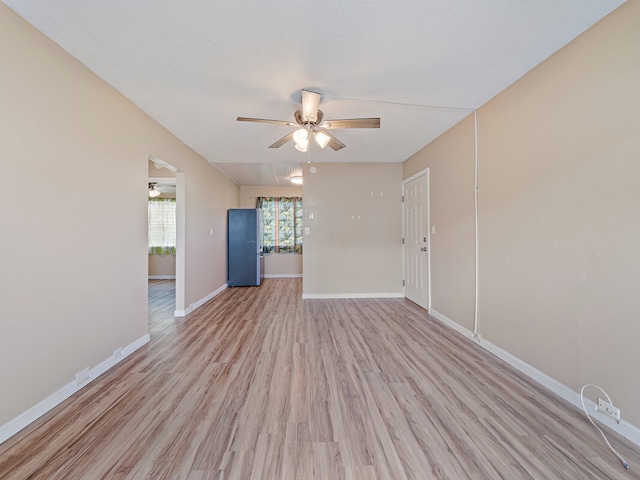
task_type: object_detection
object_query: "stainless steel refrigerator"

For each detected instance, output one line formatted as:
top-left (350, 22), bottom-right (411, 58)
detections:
top-left (227, 208), bottom-right (264, 286)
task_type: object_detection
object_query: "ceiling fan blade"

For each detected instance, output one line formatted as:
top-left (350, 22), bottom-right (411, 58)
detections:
top-left (318, 129), bottom-right (346, 151)
top-left (301, 89), bottom-right (321, 123)
top-left (320, 118), bottom-right (380, 129)
top-left (269, 132), bottom-right (294, 148)
top-left (237, 117), bottom-right (297, 127)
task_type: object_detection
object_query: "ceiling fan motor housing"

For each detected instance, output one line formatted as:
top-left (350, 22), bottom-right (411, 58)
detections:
top-left (294, 108), bottom-right (323, 127)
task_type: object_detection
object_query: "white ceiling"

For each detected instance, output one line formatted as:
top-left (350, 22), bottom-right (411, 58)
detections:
top-left (3, 0), bottom-right (626, 186)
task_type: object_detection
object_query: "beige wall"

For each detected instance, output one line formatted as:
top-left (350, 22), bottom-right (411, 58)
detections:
top-left (148, 254), bottom-right (176, 277)
top-left (303, 163), bottom-right (403, 296)
top-left (0, 4), bottom-right (238, 428)
top-left (404, 114), bottom-right (477, 331)
top-left (403, 1), bottom-right (640, 426)
top-left (239, 185), bottom-right (303, 277)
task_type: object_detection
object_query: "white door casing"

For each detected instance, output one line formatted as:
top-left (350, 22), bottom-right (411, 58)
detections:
top-left (403, 171), bottom-right (430, 310)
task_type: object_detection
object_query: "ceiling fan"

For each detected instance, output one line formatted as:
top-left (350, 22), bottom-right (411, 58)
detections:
top-left (148, 182), bottom-right (176, 197)
top-left (237, 89), bottom-right (380, 152)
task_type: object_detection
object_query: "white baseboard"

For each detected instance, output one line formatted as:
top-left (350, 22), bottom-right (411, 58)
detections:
top-left (175, 283), bottom-right (227, 317)
top-left (429, 309), bottom-right (640, 447)
top-left (302, 292), bottom-right (404, 300)
top-left (0, 333), bottom-right (150, 445)
top-left (148, 275), bottom-right (176, 280)
top-left (263, 274), bottom-right (303, 278)
top-left (429, 309), bottom-right (473, 339)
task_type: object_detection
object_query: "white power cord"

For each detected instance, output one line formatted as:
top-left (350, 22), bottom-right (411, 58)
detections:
top-left (580, 384), bottom-right (630, 472)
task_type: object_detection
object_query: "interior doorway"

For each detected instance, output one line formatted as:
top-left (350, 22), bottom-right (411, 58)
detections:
top-left (147, 155), bottom-right (184, 320)
top-left (403, 170), bottom-right (430, 310)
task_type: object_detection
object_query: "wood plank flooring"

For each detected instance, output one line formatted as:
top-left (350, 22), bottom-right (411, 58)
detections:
top-left (1, 278), bottom-right (639, 479)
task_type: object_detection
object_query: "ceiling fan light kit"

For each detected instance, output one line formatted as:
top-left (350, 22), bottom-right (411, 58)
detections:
top-left (289, 175), bottom-right (303, 185)
top-left (313, 130), bottom-right (331, 148)
top-left (237, 89), bottom-right (380, 152)
top-left (148, 183), bottom-right (161, 197)
top-left (293, 128), bottom-right (310, 151)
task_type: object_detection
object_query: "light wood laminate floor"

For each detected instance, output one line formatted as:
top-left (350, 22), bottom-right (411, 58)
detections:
top-left (1, 278), bottom-right (638, 479)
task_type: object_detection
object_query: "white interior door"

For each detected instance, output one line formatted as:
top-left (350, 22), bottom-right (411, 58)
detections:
top-left (403, 172), bottom-right (430, 310)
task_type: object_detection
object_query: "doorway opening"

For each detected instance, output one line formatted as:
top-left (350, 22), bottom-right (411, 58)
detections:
top-left (147, 155), bottom-right (185, 327)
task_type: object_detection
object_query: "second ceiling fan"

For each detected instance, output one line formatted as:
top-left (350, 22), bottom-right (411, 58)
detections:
top-left (237, 89), bottom-right (380, 152)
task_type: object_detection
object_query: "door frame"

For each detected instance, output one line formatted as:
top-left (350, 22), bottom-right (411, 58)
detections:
top-left (148, 155), bottom-right (186, 316)
top-left (402, 168), bottom-right (431, 310)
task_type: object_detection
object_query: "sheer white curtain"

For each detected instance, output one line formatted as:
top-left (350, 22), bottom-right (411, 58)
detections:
top-left (148, 198), bottom-right (176, 255)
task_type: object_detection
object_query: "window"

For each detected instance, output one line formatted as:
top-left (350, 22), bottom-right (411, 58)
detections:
top-left (257, 197), bottom-right (303, 254)
top-left (148, 198), bottom-right (176, 255)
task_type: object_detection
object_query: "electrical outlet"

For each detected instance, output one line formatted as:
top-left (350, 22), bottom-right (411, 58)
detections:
top-left (597, 397), bottom-right (621, 422)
